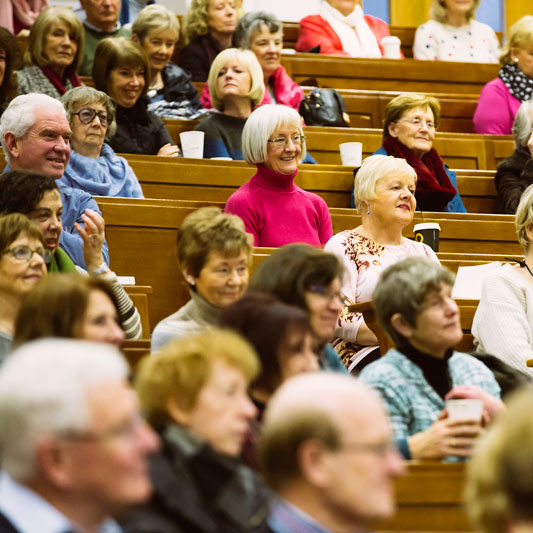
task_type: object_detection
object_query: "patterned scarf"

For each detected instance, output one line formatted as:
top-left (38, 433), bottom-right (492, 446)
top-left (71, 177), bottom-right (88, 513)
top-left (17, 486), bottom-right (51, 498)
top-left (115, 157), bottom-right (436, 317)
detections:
top-left (383, 136), bottom-right (457, 211)
top-left (41, 65), bottom-right (82, 96)
top-left (499, 63), bottom-right (533, 102)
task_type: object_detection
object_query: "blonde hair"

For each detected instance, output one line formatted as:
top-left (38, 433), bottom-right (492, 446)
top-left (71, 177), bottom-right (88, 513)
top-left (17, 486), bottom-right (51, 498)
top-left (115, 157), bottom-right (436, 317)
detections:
top-left (383, 93), bottom-right (441, 139)
top-left (353, 154), bottom-right (417, 211)
top-left (183, 0), bottom-right (244, 44)
top-left (132, 4), bottom-right (180, 43)
top-left (207, 48), bottom-right (264, 111)
top-left (515, 184), bottom-right (533, 252)
top-left (465, 387), bottom-right (533, 533)
top-left (430, 0), bottom-right (480, 24)
top-left (25, 6), bottom-right (84, 73)
top-left (135, 329), bottom-right (260, 427)
top-left (500, 15), bottom-right (533, 66)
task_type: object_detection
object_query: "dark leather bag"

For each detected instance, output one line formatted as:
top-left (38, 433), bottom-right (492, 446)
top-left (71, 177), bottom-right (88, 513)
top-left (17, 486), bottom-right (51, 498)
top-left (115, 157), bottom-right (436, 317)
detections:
top-left (299, 88), bottom-right (350, 127)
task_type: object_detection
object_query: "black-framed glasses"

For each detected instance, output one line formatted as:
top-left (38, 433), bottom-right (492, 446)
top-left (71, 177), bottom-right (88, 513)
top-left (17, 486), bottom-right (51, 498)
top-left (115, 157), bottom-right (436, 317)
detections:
top-left (267, 134), bottom-right (306, 148)
top-left (71, 108), bottom-right (111, 127)
top-left (2, 245), bottom-right (52, 264)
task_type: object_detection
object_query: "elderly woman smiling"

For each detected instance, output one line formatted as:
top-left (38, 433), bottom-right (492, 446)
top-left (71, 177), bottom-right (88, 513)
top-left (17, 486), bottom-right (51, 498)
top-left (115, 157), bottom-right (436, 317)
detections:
top-left (325, 154), bottom-right (438, 372)
top-left (60, 86), bottom-right (143, 198)
top-left (494, 100), bottom-right (533, 214)
top-left (17, 6), bottom-right (83, 99)
top-left (225, 104), bottom-right (332, 247)
top-left (368, 93), bottom-right (466, 213)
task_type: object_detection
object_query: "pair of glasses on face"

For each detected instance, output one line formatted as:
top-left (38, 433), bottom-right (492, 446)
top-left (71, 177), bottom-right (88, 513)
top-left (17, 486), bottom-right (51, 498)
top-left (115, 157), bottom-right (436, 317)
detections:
top-left (397, 117), bottom-right (436, 130)
top-left (2, 245), bottom-right (52, 265)
top-left (71, 108), bottom-right (111, 127)
top-left (308, 284), bottom-right (343, 303)
top-left (267, 134), bottom-right (306, 148)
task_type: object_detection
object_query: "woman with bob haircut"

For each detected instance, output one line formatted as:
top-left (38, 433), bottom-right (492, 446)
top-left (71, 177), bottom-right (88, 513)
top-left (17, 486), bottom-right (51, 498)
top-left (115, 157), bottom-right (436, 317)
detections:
top-left (195, 48), bottom-right (264, 159)
top-left (493, 100), bottom-right (533, 214)
top-left (178, 0), bottom-right (243, 82)
top-left (225, 104), bottom-right (332, 247)
top-left (0, 28), bottom-right (22, 115)
top-left (360, 257), bottom-right (502, 461)
top-left (326, 154), bottom-right (438, 372)
top-left (201, 11), bottom-right (303, 112)
top-left (151, 207), bottom-right (253, 351)
top-left (474, 15), bottom-right (533, 135)
top-left (473, 184), bottom-right (533, 377)
top-left (17, 6), bottom-right (84, 99)
top-left (0, 170), bottom-right (143, 339)
top-left (414, 0), bottom-right (499, 63)
top-left (13, 273), bottom-right (124, 348)
top-left (248, 243), bottom-right (346, 373)
top-left (465, 387), bottom-right (533, 533)
top-left (361, 92), bottom-right (466, 212)
top-left (0, 213), bottom-right (48, 361)
top-left (60, 86), bottom-right (143, 198)
top-left (131, 4), bottom-right (203, 119)
top-left (121, 329), bottom-right (270, 532)
top-left (93, 37), bottom-right (179, 157)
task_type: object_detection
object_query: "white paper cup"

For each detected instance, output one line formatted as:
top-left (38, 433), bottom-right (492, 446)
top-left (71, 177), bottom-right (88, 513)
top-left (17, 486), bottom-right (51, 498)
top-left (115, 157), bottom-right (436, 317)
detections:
top-left (339, 142), bottom-right (362, 167)
top-left (210, 157), bottom-right (232, 160)
top-left (381, 36), bottom-right (402, 59)
top-left (179, 131), bottom-right (204, 159)
top-left (446, 399), bottom-right (483, 421)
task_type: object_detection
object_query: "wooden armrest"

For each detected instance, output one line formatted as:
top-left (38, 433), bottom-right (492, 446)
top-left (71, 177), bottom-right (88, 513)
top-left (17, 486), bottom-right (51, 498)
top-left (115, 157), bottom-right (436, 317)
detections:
top-left (345, 301), bottom-right (391, 355)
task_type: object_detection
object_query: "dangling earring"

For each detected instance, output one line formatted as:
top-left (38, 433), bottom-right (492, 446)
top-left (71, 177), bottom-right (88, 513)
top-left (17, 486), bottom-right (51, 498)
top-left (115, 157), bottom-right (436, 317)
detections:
top-left (366, 203), bottom-right (370, 216)
top-left (514, 57), bottom-right (519, 63)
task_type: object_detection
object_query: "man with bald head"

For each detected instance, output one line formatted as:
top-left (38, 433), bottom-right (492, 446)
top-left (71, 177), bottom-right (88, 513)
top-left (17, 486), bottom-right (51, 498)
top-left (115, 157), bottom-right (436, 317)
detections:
top-left (259, 373), bottom-right (405, 533)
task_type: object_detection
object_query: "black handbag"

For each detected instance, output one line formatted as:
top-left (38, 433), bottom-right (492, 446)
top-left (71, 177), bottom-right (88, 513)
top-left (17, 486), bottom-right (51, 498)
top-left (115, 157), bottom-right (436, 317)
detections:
top-left (299, 88), bottom-right (350, 127)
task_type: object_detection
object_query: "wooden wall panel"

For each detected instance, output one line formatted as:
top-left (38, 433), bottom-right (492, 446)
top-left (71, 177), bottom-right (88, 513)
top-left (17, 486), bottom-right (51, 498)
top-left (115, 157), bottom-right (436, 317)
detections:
top-left (504, 0), bottom-right (530, 35)
top-left (389, 0), bottom-right (431, 27)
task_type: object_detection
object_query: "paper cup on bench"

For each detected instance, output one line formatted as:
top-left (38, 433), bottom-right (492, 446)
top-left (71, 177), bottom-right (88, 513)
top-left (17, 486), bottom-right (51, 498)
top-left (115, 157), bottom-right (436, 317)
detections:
top-left (381, 36), bottom-right (402, 59)
top-left (413, 222), bottom-right (440, 252)
top-left (339, 142), bottom-right (362, 167)
top-left (179, 131), bottom-right (204, 159)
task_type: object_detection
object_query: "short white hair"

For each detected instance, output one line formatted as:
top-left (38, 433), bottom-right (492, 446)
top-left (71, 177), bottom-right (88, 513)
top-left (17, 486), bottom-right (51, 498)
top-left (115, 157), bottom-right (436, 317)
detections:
top-left (353, 154), bottom-right (417, 211)
top-left (242, 104), bottom-right (306, 164)
top-left (512, 99), bottom-right (533, 149)
top-left (0, 338), bottom-right (128, 482)
top-left (0, 94), bottom-right (68, 164)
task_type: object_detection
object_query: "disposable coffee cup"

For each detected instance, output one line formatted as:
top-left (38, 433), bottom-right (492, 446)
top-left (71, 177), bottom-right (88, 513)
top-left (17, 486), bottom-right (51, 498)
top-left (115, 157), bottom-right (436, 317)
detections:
top-left (445, 399), bottom-right (483, 421)
top-left (179, 131), bottom-right (204, 159)
top-left (381, 36), bottom-right (402, 59)
top-left (339, 142), bottom-right (362, 167)
top-left (413, 222), bottom-right (440, 252)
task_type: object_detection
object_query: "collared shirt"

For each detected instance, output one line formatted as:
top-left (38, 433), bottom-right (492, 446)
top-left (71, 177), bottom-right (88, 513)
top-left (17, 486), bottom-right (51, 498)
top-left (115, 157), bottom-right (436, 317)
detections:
top-left (0, 472), bottom-right (122, 533)
top-left (268, 498), bottom-right (331, 533)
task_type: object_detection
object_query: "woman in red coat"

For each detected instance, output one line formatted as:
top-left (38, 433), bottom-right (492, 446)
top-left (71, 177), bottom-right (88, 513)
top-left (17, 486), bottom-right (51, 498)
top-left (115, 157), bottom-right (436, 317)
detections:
top-left (296, 0), bottom-right (391, 57)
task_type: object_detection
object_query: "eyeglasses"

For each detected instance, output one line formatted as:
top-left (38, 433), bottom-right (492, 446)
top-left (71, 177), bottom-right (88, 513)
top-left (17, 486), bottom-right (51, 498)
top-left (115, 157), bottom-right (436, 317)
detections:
top-left (341, 439), bottom-right (398, 458)
top-left (2, 245), bottom-right (52, 264)
top-left (71, 108), bottom-right (111, 127)
top-left (267, 134), bottom-right (306, 148)
top-left (396, 117), bottom-right (436, 130)
top-left (308, 284), bottom-right (343, 303)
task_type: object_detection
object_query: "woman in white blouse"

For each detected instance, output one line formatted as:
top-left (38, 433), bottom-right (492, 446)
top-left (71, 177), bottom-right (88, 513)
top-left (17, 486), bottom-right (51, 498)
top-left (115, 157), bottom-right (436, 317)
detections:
top-left (413, 0), bottom-right (499, 63)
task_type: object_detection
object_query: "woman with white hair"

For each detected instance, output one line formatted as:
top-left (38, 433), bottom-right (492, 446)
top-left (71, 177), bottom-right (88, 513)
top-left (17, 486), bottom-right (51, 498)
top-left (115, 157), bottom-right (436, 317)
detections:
top-left (414, 0), bottom-right (499, 63)
top-left (296, 0), bottom-right (392, 57)
top-left (324, 154), bottom-right (439, 373)
top-left (494, 100), bottom-right (533, 214)
top-left (195, 48), bottom-right (264, 159)
top-left (473, 184), bottom-right (533, 377)
top-left (224, 104), bottom-right (332, 247)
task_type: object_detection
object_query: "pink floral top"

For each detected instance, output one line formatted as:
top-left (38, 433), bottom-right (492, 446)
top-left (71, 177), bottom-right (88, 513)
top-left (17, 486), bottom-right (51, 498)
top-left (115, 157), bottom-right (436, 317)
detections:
top-left (324, 230), bottom-right (439, 368)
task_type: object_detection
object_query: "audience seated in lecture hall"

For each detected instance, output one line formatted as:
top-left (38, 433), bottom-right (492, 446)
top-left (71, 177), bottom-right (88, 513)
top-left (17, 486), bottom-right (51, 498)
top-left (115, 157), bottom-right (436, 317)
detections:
top-left (178, 0), bottom-right (242, 82)
top-left (474, 15), bottom-right (533, 135)
top-left (414, 0), bottom-right (499, 63)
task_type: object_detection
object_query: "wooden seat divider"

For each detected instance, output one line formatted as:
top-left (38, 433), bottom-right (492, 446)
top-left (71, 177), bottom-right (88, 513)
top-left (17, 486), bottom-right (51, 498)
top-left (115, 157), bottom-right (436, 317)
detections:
top-left (123, 285), bottom-right (152, 339)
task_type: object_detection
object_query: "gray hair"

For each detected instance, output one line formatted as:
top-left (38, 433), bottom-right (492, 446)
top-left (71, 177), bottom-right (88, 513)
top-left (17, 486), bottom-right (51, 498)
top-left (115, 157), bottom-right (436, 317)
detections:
top-left (515, 184), bottom-right (533, 252)
top-left (354, 154), bottom-right (417, 211)
top-left (512, 100), bottom-right (533, 149)
top-left (0, 93), bottom-right (68, 164)
top-left (242, 104), bottom-right (306, 164)
top-left (233, 11), bottom-right (282, 49)
top-left (61, 86), bottom-right (117, 140)
top-left (372, 257), bottom-right (455, 347)
top-left (0, 338), bottom-right (128, 482)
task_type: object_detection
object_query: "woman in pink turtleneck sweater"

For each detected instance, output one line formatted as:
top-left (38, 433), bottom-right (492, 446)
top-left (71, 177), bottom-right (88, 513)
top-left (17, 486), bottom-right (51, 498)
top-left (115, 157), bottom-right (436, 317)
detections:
top-left (224, 104), bottom-right (333, 247)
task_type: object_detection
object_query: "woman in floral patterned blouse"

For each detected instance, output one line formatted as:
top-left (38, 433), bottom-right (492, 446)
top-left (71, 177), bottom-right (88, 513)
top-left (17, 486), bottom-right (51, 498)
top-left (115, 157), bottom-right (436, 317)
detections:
top-left (324, 154), bottom-right (438, 373)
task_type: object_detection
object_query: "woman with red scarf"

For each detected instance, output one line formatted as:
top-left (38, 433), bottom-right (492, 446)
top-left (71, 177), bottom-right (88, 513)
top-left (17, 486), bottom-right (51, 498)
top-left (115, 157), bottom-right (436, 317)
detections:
top-left (353, 93), bottom-right (466, 213)
top-left (17, 6), bottom-right (83, 100)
